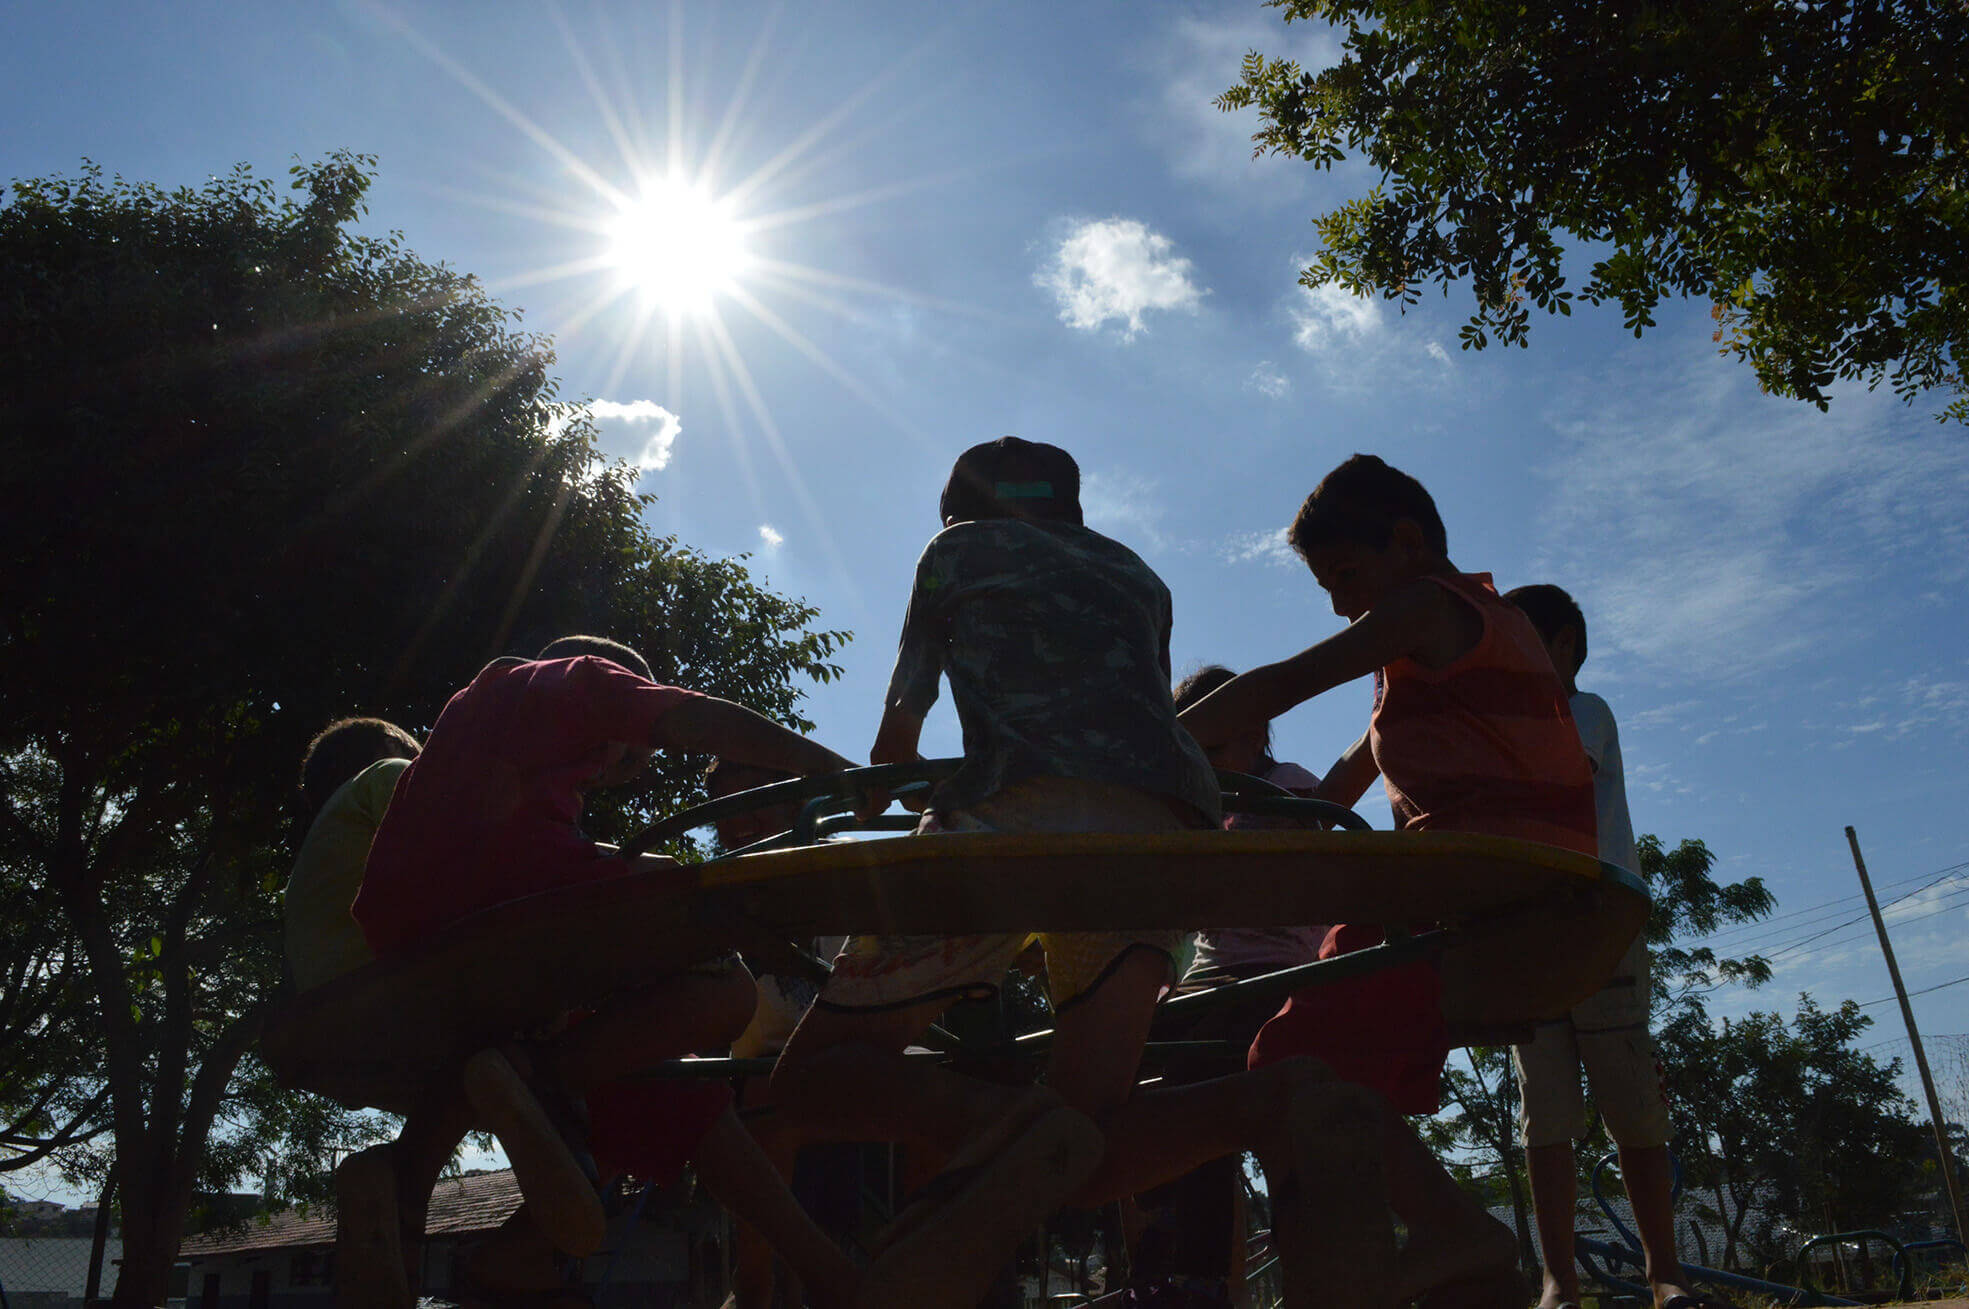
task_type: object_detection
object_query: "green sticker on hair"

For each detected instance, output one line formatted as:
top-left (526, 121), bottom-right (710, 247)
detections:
top-left (994, 480), bottom-right (1054, 499)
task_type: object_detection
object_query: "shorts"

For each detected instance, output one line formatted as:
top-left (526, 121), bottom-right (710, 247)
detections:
top-left (585, 1079), bottom-right (734, 1186)
top-left (818, 777), bottom-right (1196, 1014)
top-left (1513, 933), bottom-right (1670, 1149)
top-left (1246, 922), bottom-right (1450, 1115)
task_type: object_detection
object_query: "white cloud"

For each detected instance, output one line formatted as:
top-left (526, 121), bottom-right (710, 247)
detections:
top-left (1425, 340), bottom-right (1454, 368)
top-left (758, 524), bottom-right (785, 550)
top-left (1290, 280), bottom-right (1380, 351)
top-left (1037, 218), bottom-right (1206, 338)
top-left (1222, 527), bottom-right (1298, 569)
top-left (1247, 361), bottom-right (1291, 398)
top-left (562, 398), bottom-right (682, 472)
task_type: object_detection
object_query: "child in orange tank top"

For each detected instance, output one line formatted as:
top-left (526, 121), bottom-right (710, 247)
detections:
top-left (1181, 454), bottom-right (1592, 1307)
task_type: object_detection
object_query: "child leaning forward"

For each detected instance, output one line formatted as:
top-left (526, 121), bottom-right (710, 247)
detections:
top-left (350, 636), bottom-right (888, 1309)
top-left (1181, 453), bottom-right (1597, 1308)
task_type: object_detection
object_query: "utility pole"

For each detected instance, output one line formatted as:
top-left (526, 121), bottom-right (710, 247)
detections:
top-left (1847, 825), bottom-right (1969, 1242)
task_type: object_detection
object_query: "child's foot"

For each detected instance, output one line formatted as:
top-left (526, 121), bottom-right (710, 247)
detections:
top-left (857, 1096), bottom-right (1104, 1309)
top-left (1396, 1209), bottom-right (1517, 1302)
top-left (461, 1048), bottom-right (607, 1257)
top-left (333, 1144), bottom-right (413, 1309)
top-left (1261, 1072), bottom-right (1398, 1309)
top-left (1653, 1284), bottom-right (1741, 1309)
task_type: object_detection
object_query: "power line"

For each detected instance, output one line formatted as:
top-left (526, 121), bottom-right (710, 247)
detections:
top-left (1759, 888), bottom-right (1969, 964)
top-left (1694, 859), bottom-right (1969, 949)
top-left (1861, 974), bottom-right (1969, 1008)
top-left (1690, 861), bottom-right (1969, 959)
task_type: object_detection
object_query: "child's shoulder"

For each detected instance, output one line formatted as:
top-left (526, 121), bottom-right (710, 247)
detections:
top-left (927, 518), bottom-right (1144, 570)
top-left (1568, 689), bottom-right (1618, 733)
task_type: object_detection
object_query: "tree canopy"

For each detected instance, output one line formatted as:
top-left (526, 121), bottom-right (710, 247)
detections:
top-left (1220, 0), bottom-right (1969, 420)
top-left (1661, 996), bottom-right (1929, 1269)
top-left (0, 154), bottom-right (846, 1302)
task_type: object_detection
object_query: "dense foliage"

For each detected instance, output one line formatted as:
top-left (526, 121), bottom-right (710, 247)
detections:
top-left (1660, 997), bottom-right (1931, 1268)
top-left (1220, 0), bottom-right (1969, 420)
top-left (0, 155), bottom-right (846, 1302)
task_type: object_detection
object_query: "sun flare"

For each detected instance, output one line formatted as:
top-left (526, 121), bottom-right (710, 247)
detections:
top-left (605, 178), bottom-right (753, 314)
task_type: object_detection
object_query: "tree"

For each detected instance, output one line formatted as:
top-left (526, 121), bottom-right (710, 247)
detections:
top-left (1219, 0), bottom-right (1969, 420)
top-left (0, 156), bottom-right (847, 1303)
top-left (1660, 997), bottom-right (1929, 1269)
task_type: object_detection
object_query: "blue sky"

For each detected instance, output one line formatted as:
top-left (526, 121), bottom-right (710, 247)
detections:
top-left (8, 0), bottom-right (1969, 1184)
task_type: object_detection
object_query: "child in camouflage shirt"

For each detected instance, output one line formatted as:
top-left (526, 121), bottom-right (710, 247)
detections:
top-left (772, 439), bottom-right (1395, 1309)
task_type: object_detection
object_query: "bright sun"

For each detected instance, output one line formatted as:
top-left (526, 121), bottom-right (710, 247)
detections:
top-left (605, 178), bottom-right (753, 314)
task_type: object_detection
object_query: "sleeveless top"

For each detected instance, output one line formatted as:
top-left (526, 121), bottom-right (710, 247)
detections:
top-left (1369, 573), bottom-right (1596, 856)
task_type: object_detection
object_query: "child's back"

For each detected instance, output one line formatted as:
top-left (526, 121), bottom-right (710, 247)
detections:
top-left (284, 717), bottom-right (421, 991)
top-left (1369, 569), bottom-right (1596, 854)
top-left (355, 650), bottom-right (700, 955)
top-left (894, 514), bottom-right (1216, 822)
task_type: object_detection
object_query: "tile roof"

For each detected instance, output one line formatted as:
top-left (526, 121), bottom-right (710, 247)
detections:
top-left (180, 1170), bottom-right (521, 1257)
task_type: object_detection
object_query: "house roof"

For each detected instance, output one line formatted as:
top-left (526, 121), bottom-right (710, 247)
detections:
top-left (181, 1169), bottom-right (522, 1258)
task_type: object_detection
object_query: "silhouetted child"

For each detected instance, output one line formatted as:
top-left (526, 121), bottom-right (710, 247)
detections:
top-left (348, 636), bottom-right (886, 1308)
top-left (772, 439), bottom-right (1395, 1309)
top-left (1507, 584), bottom-right (1711, 1309)
top-left (1181, 454), bottom-right (1597, 1306)
top-left (286, 717), bottom-right (421, 992)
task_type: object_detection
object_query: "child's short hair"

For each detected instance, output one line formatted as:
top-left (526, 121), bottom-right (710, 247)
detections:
top-left (1287, 454), bottom-right (1447, 560)
top-left (939, 437), bottom-right (1083, 527)
top-left (1173, 664), bottom-right (1275, 768)
top-left (299, 717), bottom-right (420, 825)
top-left (1503, 584), bottom-right (1588, 666)
top-left (537, 634), bottom-right (654, 681)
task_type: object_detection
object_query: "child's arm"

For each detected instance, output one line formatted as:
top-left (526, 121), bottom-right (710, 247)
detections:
top-left (653, 697), bottom-right (855, 779)
top-left (1313, 732), bottom-right (1379, 810)
top-left (1177, 577), bottom-right (1461, 750)
top-left (870, 703), bottom-right (929, 812)
top-left (871, 703), bottom-right (925, 768)
top-left (656, 698), bottom-right (889, 822)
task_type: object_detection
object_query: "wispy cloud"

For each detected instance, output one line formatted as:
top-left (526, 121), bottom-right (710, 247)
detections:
top-left (1081, 469), bottom-right (1170, 551)
top-left (1222, 526), bottom-right (1298, 569)
top-left (1247, 361), bottom-right (1291, 397)
top-left (1142, 13), bottom-right (1342, 192)
top-left (1290, 280), bottom-right (1380, 351)
top-left (758, 524), bottom-right (785, 550)
top-left (1835, 673), bottom-right (1969, 741)
top-left (1534, 350), bottom-right (1969, 681)
top-left (1037, 218), bottom-right (1206, 338)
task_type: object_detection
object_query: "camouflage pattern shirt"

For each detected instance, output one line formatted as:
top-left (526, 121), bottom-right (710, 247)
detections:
top-left (887, 518), bottom-right (1221, 824)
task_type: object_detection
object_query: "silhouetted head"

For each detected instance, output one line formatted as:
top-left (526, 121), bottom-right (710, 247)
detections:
top-left (299, 717), bottom-right (420, 826)
top-left (939, 437), bottom-right (1083, 527)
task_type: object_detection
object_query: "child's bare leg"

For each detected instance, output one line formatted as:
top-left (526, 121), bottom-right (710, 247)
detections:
top-left (694, 1107), bottom-right (859, 1309)
top-left (1526, 1141), bottom-right (1580, 1307)
top-left (1617, 1143), bottom-right (1696, 1308)
top-left (770, 1002), bottom-right (1029, 1156)
top-left (729, 1084), bottom-right (802, 1309)
top-left (551, 963), bottom-right (759, 1089)
top-left (1386, 1116), bottom-right (1515, 1301)
top-left (1043, 945), bottom-right (1168, 1117)
top-left (395, 1089), bottom-right (476, 1288)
